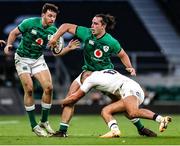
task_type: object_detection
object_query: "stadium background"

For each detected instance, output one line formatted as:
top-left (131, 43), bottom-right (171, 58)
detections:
top-left (0, 0), bottom-right (180, 115)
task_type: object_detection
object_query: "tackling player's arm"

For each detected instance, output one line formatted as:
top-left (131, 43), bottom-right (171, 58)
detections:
top-left (60, 71), bottom-right (94, 106)
top-left (117, 49), bottom-right (136, 76)
top-left (48, 23), bottom-right (77, 48)
top-left (60, 89), bottom-right (85, 106)
top-left (4, 27), bottom-right (21, 55)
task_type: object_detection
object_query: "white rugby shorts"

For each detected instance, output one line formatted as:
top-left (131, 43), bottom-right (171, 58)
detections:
top-left (120, 80), bottom-right (144, 105)
top-left (14, 53), bottom-right (49, 76)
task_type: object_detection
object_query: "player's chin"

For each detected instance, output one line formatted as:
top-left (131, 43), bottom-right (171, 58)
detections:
top-left (48, 22), bottom-right (54, 26)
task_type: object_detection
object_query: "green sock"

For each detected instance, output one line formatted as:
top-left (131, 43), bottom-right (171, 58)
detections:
top-left (132, 119), bottom-right (144, 130)
top-left (59, 123), bottom-right (69, 132)
top-left (41, 108), bottom-right (50, 123)
top-left (27, 110), bottom-right (37, 129)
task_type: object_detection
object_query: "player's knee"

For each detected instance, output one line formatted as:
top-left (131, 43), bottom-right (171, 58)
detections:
top-left (101, 107), bottom-right (111, 117)
top-left (127, 110), bottom-right (138, 119)
top-left (24, 84), bottom-right (33, 96)
top-left (44, 83), bottom-right (53, 94)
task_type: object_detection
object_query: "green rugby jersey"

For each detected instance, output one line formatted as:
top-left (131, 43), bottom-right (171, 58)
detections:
top-left (17, 17), bottom-right (57, 59)
top-left (75, 26), bottom-right (122, 71)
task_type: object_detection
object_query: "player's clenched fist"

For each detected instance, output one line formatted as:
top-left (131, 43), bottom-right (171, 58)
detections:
top-left (4, 44), bottom-right (13, 55)
top-left (0, 40), bottom-right (6, 47)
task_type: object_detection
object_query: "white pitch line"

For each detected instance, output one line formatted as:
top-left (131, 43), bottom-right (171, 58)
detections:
top-left (0, 120), bottom-right (19, 125)
top-left (70, 134), bottom-right (94, 136)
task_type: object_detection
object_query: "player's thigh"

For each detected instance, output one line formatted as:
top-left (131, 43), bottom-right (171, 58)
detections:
top-left (31, 55), bottom-right (52, 86)
top-left (66, 80), bottom-right (80, 97)
top-left (34, 69), bottom-right (52, 90)
top-left (122, 96), bottom-right (139, 113)
top-left (66, 73), bottom-right (82, 96)
top-left (103, 100), bottom-right (126, 114)
top-left (121, 81), bottom-right (144, 112)
top-left (19, 73), bottom-right (33, 91)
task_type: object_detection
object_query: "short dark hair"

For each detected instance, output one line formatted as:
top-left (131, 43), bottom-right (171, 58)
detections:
top-left (42, 3), bottom-right (59, 14)
top-left (95, 14), bottom-right (116, 30)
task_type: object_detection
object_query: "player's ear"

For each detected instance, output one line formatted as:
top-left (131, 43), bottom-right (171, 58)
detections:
top-left (41, 13), bottom-right (45, 17)
top-left (103, 23), bottom-right (106, 28)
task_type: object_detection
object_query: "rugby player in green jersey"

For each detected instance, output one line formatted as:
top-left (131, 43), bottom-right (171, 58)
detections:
top-left (49, 14), bottom-right (156, 137)
top-left (4, 3), bottom-right (80, 137)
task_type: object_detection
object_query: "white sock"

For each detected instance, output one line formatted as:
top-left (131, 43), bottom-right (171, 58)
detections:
top-left (130, 118), bottom-right (139, 123)
top-left (25, 105), bottom-right (35, 111)
top-left (60, 122), bottom-right (69, 127)
top-left (107, 120), bottom-right (120, 131)
top-left (41, 102), bottom-right (52, 109)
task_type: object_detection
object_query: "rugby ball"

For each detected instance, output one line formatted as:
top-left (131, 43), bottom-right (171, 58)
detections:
top-left (51, 37), bottom-right (64, 55)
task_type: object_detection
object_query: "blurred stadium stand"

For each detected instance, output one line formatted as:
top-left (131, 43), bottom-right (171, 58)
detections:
top-left (0, 0), bottom-right (180, 114)
top-left (0, 87), bottom-right (25, 115)
top-left (157, 0), bottom-right (180, 34)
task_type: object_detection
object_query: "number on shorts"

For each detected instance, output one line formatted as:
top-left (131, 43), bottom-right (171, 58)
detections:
top-left (103, 69), bottom-right (117, 75)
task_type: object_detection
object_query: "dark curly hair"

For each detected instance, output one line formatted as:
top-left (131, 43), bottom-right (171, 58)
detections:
top-left (95, 14), bottom-right (116, 30)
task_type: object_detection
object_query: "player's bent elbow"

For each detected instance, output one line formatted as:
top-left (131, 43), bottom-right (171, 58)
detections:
top-left (11, 27), bottom-right (21, 37)
top-left (61, 23), bottom-right (77, 34)
top-left (60, 23), bottom-right (72, 30)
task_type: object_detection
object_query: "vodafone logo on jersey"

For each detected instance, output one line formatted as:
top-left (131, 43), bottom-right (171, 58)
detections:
top-left (94, 49), bottom-right (103, 58)
top-left (36, 38), bottom-right (44, 46)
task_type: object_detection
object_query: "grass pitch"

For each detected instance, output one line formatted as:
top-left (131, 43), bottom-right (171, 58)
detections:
top-left (0, 114), bottom-right (179, 145)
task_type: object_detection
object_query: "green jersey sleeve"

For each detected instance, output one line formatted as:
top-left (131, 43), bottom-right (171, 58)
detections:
top-left (18, 18), bottom-right (31, 33)
top-left (113, 40), bottom-right (122, 54)
top-left (75, 26), bottom-right (92, 42)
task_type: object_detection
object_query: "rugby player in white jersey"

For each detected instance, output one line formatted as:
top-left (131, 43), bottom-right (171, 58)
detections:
top-left (60, 69), bottom-right (172, 138)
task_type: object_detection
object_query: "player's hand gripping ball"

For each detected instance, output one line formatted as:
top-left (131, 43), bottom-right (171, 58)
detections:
top-left (51, 37), bottom-right (64, 55)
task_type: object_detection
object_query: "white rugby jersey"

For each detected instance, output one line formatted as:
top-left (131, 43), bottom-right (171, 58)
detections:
top-left (80, 69), bottom-right (138, 96)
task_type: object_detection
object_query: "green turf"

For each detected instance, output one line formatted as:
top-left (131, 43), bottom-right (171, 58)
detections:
top-left (0, 114), bottom-right (179, 145)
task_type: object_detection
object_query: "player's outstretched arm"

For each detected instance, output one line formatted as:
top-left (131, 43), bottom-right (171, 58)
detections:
top-left (48, 23), bottom-right (77, 48)
top-left (117, 49), bottom-right (136, 76)
top-left (60, 89), bottom-right (85, 106)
